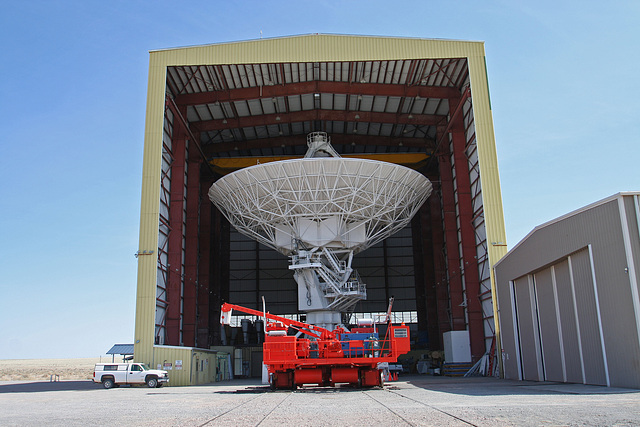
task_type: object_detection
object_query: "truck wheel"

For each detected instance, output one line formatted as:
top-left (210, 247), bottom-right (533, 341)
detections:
top-left (102, 378), bottom-right (115, 389)
top-left (146, 377), bottom-right (158, 388)
top-left (269, 374), bottom-right (276, 391)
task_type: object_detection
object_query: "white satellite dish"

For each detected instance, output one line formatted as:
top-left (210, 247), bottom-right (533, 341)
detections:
top-left (209, 132), bottom-right (432, 328)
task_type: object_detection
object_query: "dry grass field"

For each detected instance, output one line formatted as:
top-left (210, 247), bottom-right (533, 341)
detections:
top-left (0, 357), bottom-right (111, 382)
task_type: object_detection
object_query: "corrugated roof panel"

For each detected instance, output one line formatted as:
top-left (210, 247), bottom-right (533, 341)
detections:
top-left (246, 99), bottom-right (263, 116)
top-left (384, 97), bottom-right (401, 114)
top-left (243, 127), bottom-right (256, 139)
top-left (359, 95), bottom-right (374, 112)
top-left (368, 122), bottom-right (382, 135)
top-left (233, 101), bottom-right (250, 117)
top-left (107, 344), bottom-right (134, 355)
top-left (319, 93), bottom-right (332, 109)
top-left (291, 122), bottom-right (305, 134)
top-left (300, 94), bottom-right (314, 111)
top-left (194, 105), bottom-right (213, 121)
top-left (266, 124), bottom-right (280, 138)
top-left (371, 96), bottom-right (387, 112)
top-left (259, 98), bottom-right (275, 115)
top-left (333, 94), bottom-right (347, 111)
top-left (286, 95), bottom-right (300, 111)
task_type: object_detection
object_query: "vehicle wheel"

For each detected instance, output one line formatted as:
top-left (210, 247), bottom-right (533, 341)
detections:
top-left (289, 371), bottom-right (297, 390)
top-left (146, 377), bottom-right (158, 388)
top-left (269, 374), bottom-right (276, 391)
top-left (102, 378), bottom-right (115, 389)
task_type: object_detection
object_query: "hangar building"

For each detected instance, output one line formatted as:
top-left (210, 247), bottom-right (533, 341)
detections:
top-left (134, 34), bottom-right (508, 385)
top-left (495, 192), bottom-right (640, 389)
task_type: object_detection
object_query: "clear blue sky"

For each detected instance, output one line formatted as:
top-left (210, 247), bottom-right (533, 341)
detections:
top-left (1, 1), bottom-right (638, 359)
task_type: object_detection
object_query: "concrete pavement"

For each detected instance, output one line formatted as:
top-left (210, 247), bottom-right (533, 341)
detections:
top-left (1, 375), bottom-right (639, 426)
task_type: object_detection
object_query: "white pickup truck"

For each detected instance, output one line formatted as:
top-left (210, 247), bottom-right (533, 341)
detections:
top-left (93, 363), bottom-right (169, 389)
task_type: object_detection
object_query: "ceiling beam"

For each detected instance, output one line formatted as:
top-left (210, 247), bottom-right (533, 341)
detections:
top-left (192, 110), bottom-right (446, 132)
top-left (175, 81), bottom-right (461, 106)
top-left (208, 152), bottom-right (431, 175)
top-left (202, 134), bottom-right (437, 156)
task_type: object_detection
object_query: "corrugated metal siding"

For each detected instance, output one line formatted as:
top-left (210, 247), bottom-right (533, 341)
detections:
top-left (153, 35), bottom-right (485, 65)
top-left (135, 56), bottom-right (168, 363)
top-left (533, 268), bottom-right (563, 382)
top-left (513, 276), bottom-right (541, 381)
top-left (495, 275), bottom-right (519, 379)
top-left (570, 248), bottom-right (607, 386)
top-left (625, 196), bottom-right (640, 280)
top-left (630, 196), bottom-right (640, 282)
top-left (553, 259), bottom-right (583, 384)
top-left (598, 196), bottom-right (640, 388)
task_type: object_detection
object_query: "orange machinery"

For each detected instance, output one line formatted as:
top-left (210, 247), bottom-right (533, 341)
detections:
top-left (220, 301), bottom-right (410, 389)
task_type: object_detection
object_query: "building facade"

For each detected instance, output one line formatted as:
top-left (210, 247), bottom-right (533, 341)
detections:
top-left (135, 35), bottom-right (507, 384)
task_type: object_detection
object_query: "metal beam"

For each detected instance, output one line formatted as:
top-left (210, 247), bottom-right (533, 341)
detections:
top-left (208, 152), bottom-right (430, 174)
top-left (435, 87), bottom-right (471, 153)
top-left (192, 110), bottom-right (445, 132)
top-left (182, 148), bottom-right (200, 347)
top-left (175, 81), bottom-right (462, 106)
top-left (412, 206), bottom-right (437, 348)
top-left (197, 178), bottom-right (213, 348)
top-left (428, 181), bottom-right (452, 347)
top-left (166, 121), bottom-right (187, 346)
top-left (209, 207), bottom-right (230, 346)
top-left (437, 137), bottom-right (466, 332)
top-left (166, 96), bottom-right (216, 175)
top-left (449, 101), bottom-right (484, 361)
top-left (202, 134), bottom-right (437, 155)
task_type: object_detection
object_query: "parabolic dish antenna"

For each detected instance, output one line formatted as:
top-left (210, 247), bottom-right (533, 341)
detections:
top-left (209, 132), bottom-right (432, 328)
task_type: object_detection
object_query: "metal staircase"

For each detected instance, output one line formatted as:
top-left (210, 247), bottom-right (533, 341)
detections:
top-left (289, 246), bottom-right (367, 314)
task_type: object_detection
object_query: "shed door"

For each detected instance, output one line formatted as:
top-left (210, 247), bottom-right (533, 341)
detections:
top-left (512, 276), bottom-right (543, 381)
top-left (533, 268), bottom-right (563, 382)
top-left (570, 249), bottom-right (607, 386)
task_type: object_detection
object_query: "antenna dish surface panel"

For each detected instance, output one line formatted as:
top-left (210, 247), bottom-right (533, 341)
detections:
top-left (209, 157), bottom-right (432, 255)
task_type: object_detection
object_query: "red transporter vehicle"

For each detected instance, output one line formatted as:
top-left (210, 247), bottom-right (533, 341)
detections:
top-left (220, 300), bottom-right (410, 389)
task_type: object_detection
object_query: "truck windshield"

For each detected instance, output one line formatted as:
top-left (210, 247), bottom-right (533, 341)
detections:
top-left (139, 364), bottom-right (150, 371)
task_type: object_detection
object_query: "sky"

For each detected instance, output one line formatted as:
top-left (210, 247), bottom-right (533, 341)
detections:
top-left (0, 1), bottom-right (638, 359)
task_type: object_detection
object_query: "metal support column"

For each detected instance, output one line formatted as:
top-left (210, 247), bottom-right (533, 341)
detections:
top-left (197, 178), bottom-right (213, 348)
top-left (166, 124), bottom-right (187, 346)
top-left (429, 179), bottom-right (454, 348)
top-left (209, 203), bottom-right (230, 345)
top-left (449, 96), bottom-right (484, 360)
top-left (437, 137), bottom-right (466, 331)
top-left (412, 203), bottom-right (439, 349)
top-left (182, 145), bottom-right (200, 347)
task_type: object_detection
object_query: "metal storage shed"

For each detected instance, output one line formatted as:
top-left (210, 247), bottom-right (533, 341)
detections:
top-left (494, 192), bottom-right (640, 388)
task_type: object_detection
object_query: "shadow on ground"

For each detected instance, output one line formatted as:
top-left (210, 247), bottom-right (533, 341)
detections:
top-left (0, 381), bottom-right (98, 394)
top-left (403, 374), bottom-right (640, 396)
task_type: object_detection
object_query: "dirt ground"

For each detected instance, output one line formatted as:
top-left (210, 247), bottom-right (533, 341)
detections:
top-left (0, 357), bottom-right (110, 381)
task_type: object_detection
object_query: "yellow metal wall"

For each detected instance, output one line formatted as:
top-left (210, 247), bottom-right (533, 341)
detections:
top-left (134, 52), bottom-right (168, 364)
top-left (136, 346), bottom-right (218, 386)
top-left (135, 35), bottom-right (508, 379)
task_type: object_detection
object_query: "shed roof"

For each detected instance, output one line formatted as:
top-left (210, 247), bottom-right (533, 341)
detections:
top-left (106, 344), bottom-right (134, 355)
top-left (495, 191), bottom-right (640, 268)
